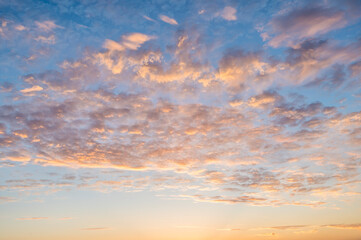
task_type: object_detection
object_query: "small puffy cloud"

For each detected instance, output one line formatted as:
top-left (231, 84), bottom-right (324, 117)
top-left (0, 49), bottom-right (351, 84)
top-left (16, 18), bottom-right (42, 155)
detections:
top-left (0, 20), bottom-right (8, 37)
top-left (247, 92), bottom-right (282, 109)
top-left (1, 20), bottom-right (8, 27)
top-left (15, 25), bottom-right (26, 31)
top-left (219, 6), bottom-right (237, 21)
top-left (159, 15), bottom-right (178, 25)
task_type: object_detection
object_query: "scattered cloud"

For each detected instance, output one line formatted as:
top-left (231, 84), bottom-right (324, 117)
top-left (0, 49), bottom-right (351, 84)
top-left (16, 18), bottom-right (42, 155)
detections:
top-left (0, 0), bottom-right (360, 214)
top-left (0, 2), bottom-right (360, 239)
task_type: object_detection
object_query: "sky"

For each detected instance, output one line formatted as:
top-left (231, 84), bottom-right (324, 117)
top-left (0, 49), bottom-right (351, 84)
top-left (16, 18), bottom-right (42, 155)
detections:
top-left (0, 0), bottom-right (361, 239)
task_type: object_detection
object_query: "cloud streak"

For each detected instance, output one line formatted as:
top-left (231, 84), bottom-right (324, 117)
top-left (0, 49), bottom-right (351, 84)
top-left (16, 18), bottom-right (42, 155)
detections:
top-left (159, 15), bottom-right (178, 25)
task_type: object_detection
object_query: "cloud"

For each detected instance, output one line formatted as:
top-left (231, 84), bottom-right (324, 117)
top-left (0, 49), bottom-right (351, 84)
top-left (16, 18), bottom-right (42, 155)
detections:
top-left (159, 15), bottom-right (178, 25)
top-left (15, 25), bottom-right (26, 31)
top-left (216, 228), bottom-right (240, 231)
top-left (0, 196), bottom-right (17, 202)
top-left (0, 18), bottom-right (360, 210)
top-left (20, 85), bottom-right (43, 94)
top-left (247, 91), bottom-right (282, 109)
top-left (35, 21), bottom-right (63, 32)
top-left (217, 50), bottom-right (272, 90)
top-left (100, 33), bottom-right (156, 74)
top-left (267, 6), bottom-right (347, 47)
top-left (103, 33), bottom-right (155, 52)
top-left (143, 15), bottom-right (156, 22)
top-left (349, 60), bottom-right (361, 77)
top-left (17, 217), bottom-right (48, 220)
top-left (34, 35), bottom-right (56, 44)
top-left (103, 39), bottom-right (125, 52)
top-left (219, 6), bottom-right (237, 21)
top-left (323, 224), bottom-right (361, 231)
top-left (122, 33), bottom-right (156, 50)
top-left (269, 225), bottom-right (309, 230)
top-left (277, 39), bottom-right (361, 85)
top-left (179, 194), bottom-right (268, 205)
top-left (255, 223), bottom-right (361, 233)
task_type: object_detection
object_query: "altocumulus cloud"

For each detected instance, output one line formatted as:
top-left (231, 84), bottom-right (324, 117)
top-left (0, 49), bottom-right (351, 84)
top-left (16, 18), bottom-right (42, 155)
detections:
top-left (0, 0), bottom-right (360, 211)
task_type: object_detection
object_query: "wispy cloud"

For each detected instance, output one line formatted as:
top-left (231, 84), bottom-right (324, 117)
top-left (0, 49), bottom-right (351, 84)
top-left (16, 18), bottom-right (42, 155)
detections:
top-left (35, 21), bottom-right (63, 32)
top-left (323, 224), bottom-right (361, 231)
top-left (266, 6), bottom-right (348, 47)
top-left (159, 15), bottom-right (178, 25)
top-left (143, 15), bottom-right (156, 22)
top-left (17, 217), bottom-right (48, 220)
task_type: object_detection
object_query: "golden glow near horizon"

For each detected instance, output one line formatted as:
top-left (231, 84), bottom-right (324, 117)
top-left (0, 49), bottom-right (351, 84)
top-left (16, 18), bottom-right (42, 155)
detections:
top-left (0, 0), bottom-right (361, 239)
